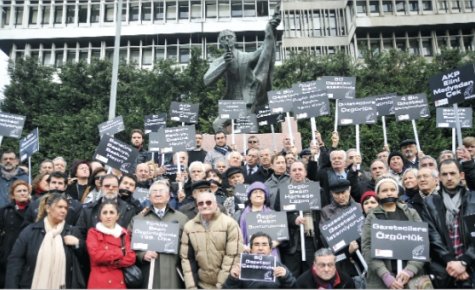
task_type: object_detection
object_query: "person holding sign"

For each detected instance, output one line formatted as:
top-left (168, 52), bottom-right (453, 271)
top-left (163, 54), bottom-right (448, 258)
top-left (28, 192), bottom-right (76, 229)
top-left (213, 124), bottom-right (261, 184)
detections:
top-left (421, 159), bottom-right (475, 288)
top-left (129, 180), bottom-right (188, 289)
top-left (86, 200), bottom-right (136, 288)
top-left (223, 232), bottom-right (296, 289)
top-left (362, 176), bottom-right (425, 289)
top-left (180, 191), bottom-right (243, 289)
top-left (296, 248), bottom-right (355, 289)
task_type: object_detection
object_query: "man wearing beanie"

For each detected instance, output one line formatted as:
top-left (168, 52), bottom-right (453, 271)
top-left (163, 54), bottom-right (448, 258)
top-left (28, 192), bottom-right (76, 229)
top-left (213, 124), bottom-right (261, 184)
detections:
top-left (388, 151), bottom-right (406, 183)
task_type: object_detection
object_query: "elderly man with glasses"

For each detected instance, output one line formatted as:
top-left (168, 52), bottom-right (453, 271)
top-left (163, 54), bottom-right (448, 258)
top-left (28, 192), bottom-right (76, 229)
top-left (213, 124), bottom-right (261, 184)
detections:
top-left (180, 191), bottom-right (243, 289)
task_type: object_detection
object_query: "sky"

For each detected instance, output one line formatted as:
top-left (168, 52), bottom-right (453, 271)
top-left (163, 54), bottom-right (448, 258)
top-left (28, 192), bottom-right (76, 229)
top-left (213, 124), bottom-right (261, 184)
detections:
top-left (0, 50), bottom-right (10, 101)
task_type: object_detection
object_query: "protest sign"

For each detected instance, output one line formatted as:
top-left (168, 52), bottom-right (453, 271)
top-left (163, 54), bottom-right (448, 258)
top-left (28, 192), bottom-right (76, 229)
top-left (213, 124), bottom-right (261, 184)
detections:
top-left (337, 98), bottom-right (377, 125)
top-left (149, 132), bottom-right (160, 152)
top-left (436, 107), bottom-right (472, 128)
top-left (131, 219), bottom-right (180, 254)
top-left (94, 135), bottom-right (139, 174)
top-left (320, 205), bottom-right (365, 253)
top-left (19, 128), bottom-right (39, 162)
top-left (133, 187), bottom-right (150, 204)
top-left (321, 76), bottom-right (356, 99)
top-left (239, 253), bottom-right (276, 282)
top-left (170, 102), bottom-right (199, 123)
top-left (394, 93), bottom-right (430, 121)
top-left (246, 212), bottom-right (289, 241)
top-left (163, 164), bottom-right (185, 178)
top-left (267, 88), bottom-right (298, 113)
top-left (157, 125), bottom-right (196, 153)
top-left (370, 93), bottom-right (396, 116)
top-left (233, 184), bottom-right (249, 207)
top-left (464, 214), bottom-right (475, 244)
top-left (0, 112), bottom-right (25, 138)
top-left (144, 113), bottom-right (167, 134)
top-left (429, 64), bottom-right (475, 107)
top-left (279, 181), bottom-right (321, 211)
top-left (370, 219), bottom-right (429, 261)
top-left (98, 116), bottom-right (124, 137)
top-left (292, 86), bottom-right (329, 120)
top-left (256, 106), bottom-right (284, 126)
top-left (218, 100), bottom-right (246, 119)
top-left (235, 114), bottom-right (258, 134)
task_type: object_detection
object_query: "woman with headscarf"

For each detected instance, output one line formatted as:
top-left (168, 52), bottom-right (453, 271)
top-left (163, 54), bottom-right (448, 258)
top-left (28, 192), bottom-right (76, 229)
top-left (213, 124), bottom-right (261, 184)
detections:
top-left (0, 180), bottom-right (31, 287)
top-left (362, 176), bottom-right (425, 289)
top-left (5, 193), bottom-right (84, 289)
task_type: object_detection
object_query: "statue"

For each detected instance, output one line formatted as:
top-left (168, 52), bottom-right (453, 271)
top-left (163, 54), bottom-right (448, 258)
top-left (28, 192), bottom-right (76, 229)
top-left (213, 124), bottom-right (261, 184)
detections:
top-left (204, 4), bottom-right (281, 133)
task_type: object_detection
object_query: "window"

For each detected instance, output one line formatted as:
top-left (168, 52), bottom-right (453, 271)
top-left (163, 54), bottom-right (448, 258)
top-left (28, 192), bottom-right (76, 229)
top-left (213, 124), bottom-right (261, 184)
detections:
top-left (91, 49), bottom-right (101, 60)
top-left (312, 11), bottom-right (321, 36)
top-left (67, 50), bottom-right (76, 63)
top-left (206, 0), bottom-right (217, 17)
top-left (166, 2), bottom-right (177, 20)
top-left (129, 3), bottom-right (139, 21)
top-left (154, 1), bottom-right (164, 20)
top-left (231, 0), bottom-right (242, 17)
top-left (167, 46), bottom-right (177, 61)
top-left (356, 1), bottom-right (367, 14)
top-left (179, 1), bottom-right (189, 19)
top-left (382, 1), bottom-right (393, 12)
top-left (43, 50), bottom-right (52, 66)
top-left (155, 47), bottom-right (165, 61)
top-left (409, 0), bottom-right (419, 11)
top-left (130, 49), bottom-right (140, 64)
top-left (78, 5), bottom-right (87, 23)
top-left (218, 0), bottom-right (230, 18)
top-left (79, 49), bottom-right (88, 62)
top-left (14, 6), bottom-right (24, 25)
top-left (328, 11), bottom-right (337, 36)
top-left (422, 0), bottom-right (433, 10)
top-left (143, 48), bottom-right (153, 65)
top-left (91, 4), bottom-right (100, 23)
top-left (369, 1), bottom-right (379, 13)
top-left (256, 0), bottom-right (268, 16)
top-left (105, 4), bottom-right (114, 22)
top-left (142, 2), bottom-right (152, 20)
top-left (465, 0), bottom-right (474, 11)
top-left (191, 0), bottom-right (201, 19)
top-left (451, 0), bottom-right (461, 11)
top-left (421, 39), bottom-right (432, 56)
top-left (29, 6), bottom-right (39, 25)
top-left (243, 0), bottom-right (255, 16)
top-left (41, 5), bottom-right (51, 24)
top-left (54, 5), bottom-right (63, 24)
top-left (408, 39), bottom-right (419, 54)
top-left (438, 0), bottom-right (448, 12)
top-left (55, 51), bottom-right (64, 67)
top-left (179, 47), bottom-right (190, 63)
top-left (396, 1), bottom-right (405, 12)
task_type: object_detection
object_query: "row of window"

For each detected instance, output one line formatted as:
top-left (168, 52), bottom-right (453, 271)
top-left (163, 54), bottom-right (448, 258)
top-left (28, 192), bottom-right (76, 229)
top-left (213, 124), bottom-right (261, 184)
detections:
top-left (284, 9), bottom-right (348, 38)
top-left (353, 0), bottom-right (475, 15)
top-left (0, 0), bottom-right (278, 27)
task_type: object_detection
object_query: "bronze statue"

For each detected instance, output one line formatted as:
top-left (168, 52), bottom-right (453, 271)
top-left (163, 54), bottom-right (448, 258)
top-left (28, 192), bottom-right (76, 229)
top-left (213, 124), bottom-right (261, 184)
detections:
top-left (204, 4), bottom-right (281, 133)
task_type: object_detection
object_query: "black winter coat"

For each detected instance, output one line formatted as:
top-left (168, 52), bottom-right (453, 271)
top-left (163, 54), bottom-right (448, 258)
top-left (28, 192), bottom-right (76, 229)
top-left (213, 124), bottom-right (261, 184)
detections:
top-left (5, 219), bottom-right (84, 289)
top-left (296, 268), bottom-right (355, 289)
top-left (223, 261), bottom-right (296, 288)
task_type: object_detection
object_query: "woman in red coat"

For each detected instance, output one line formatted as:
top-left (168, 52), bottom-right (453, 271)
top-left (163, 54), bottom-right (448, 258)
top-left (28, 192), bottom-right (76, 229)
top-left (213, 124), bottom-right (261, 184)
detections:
top-left (86, 200), bottom-right (136, 289)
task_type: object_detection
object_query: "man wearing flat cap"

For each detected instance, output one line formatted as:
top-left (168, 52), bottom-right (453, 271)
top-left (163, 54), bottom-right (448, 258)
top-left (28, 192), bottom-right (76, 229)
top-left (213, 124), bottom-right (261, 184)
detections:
top-left (400, 139), bottom-right (423, 169)
top-left (179, 180), bottom-right (227, 219)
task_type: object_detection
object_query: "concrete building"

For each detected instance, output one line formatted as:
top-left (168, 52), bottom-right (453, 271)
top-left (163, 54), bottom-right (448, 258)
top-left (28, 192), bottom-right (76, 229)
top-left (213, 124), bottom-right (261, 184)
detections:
top-left (0, 0), bottom-right (474, 68)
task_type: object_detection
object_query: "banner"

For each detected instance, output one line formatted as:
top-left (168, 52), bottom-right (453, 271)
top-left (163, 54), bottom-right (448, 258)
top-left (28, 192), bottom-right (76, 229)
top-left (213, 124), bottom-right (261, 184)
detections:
top-left (279, 181), bottom-right (321, 211)
top-left (0, 112), bottom-right (26, 138)
top-left (394, 93), bottom-right (430, 121)
top-left (218, 100), bottom-right (246, 119)
top-left (19, 128), bottom-right (39, 162)
top-left (267, 88), bottom-right (298, 113)
top-left (436, 107), bottom-right (472, 128)
top-left (321, 76), bottom-right (356, 99)
top-left (131, 219), bottom-right (180, 254)
top-left (170, 102), bottom-right (199, 123)
top-left (370, 219), bottom-right (429, 261)
top-left (98, 116), bottom-right (125, 137)
top-left (337, 98), bottom-right (377, 125)
top-left (239, 254), bottom-right (276, 282)
top-left (429, 64), bottom-right (475, 107)
top-left (144, 113), bottom-right (167, 134)
top-left (319, 205), bottom-right (364, 253)
top-left (157, 125), bottom-right (196, 153)
top-left (246, 212), bottom-right (289, 241)
top-left (93, 135), bottom-right (139, 174)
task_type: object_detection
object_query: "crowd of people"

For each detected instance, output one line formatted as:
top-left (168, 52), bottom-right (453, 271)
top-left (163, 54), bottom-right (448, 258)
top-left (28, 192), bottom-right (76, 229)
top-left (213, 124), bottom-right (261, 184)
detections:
top-left (0, 128), bottom-right (474, 289)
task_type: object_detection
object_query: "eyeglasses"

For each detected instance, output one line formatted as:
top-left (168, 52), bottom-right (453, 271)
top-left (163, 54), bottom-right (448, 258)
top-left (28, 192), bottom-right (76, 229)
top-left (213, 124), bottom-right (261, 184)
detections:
top-left (252, 242), bottom-right (269, 247)
top-left (102, 184), bottom-right (118, 189)
top-left (197, 200), bottom-right (213, 207)
top-left (315, 262), bottom-right (335, 269)
top-left (248, 140), bottom-right (258, 144)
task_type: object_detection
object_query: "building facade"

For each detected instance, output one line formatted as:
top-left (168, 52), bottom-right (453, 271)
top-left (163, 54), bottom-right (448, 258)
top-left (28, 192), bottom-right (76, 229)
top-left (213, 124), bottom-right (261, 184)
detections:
top-left (0, 0), bottom-right (474, 69)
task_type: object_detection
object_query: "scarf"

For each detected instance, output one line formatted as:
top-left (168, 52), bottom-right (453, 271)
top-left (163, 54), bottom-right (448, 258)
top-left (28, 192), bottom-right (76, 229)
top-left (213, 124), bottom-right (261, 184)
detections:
top-left (31, 218), bottom-right (67, 289)
top-left (443, 188), bottom-right (462, 230)
top-left (311, 265), bottom-right (341, 289)
top-left (0, 167), bottom-right (19, 180)
top-left (15, 200), bottom-right (29, 212)
top-left (96, 222), bottom-right (123, 238)
top-left (214, 145), bottom-right (230, 156)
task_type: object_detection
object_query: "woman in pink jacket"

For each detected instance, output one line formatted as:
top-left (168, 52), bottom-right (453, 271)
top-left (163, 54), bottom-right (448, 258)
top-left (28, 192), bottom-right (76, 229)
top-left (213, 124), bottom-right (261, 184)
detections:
top-left (86, 200), bottom-right (136, 288)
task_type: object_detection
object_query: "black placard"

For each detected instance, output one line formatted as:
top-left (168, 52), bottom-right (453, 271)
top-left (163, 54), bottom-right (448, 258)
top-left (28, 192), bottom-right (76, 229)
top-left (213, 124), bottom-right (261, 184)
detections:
top-left (337, 98), bottom-right (377, 125)
top-left (0, 112), bottom-right (25, 138)
top-left (463, 214), bottom-right (475, 244)
top-left (256, 106), bottom-right (284, 126)
top-left (133, 187), bottom-right (149, 204)
top-left (429, 64), bottom-right (475, 107)
top-left (131, 219), bottom-right (180, 254)
top-left (144, 113), bottom-right (167, 134)
top-left (170, 102), bottom-right (199, 124)
top-left (233, 183), bottom-right (249, 207)
top-left (394, 94), bottom-right (430, 121)
top-left (319, 205), bottom-right (364, 253)
top-left (148, 132), bottom-right (160, 152)
top-left (292, 85), bottom-right (330, 120)
top-left (157, 125), bottom-right (196, 153)
top-left (436, 107), bottom-right (473, 128)
top-left (370, 219), bottom-right (429, 261)
top-left (369, 93), bottom-right (396, 116)
top-left (98, 116), bottom-right (125, 137)
top-left (19, 128), bottom-right (39, 162)
top-left (218, 100), bottom-right (246, 119)
top-left (246, 211), bottom-right (289, 241)
top-left (294, 80), bottom-right (325, 94)
top-left (239, 253), bottom-right (276, 282)
top-left (321, 76), bottom-right (356, 99)
top-left (267, 88), bottom-right (298, 113)
top-left (93, 135), bottom-right (139, 174)
top-left (163, 164), bottom-right (185, 178)
top-left (235, 114), bottom-right (258, 134)
top-left (279, 181), bottom-right (321, 211)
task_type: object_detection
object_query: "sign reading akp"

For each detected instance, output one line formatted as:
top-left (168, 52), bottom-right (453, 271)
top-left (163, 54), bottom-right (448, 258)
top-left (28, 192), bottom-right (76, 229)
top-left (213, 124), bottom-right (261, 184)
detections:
top-left (338, 98), bottom-right (377, 125)
top-left (394, 93), bottom-right (430, 121)
top-left (370, 219), bottom-right (429, 261)
top-left (170, 102), bottom-right (199, 123)
top-left (0, 112), bottom-right (26, 138)
top-left (19, 128), bottom-right (39, 162)
top-left (246, 211), bottom-right (289, 241)
top-left (436, 107), bottom-right (473, 128)
top-left (98, 116), bottom-right (125, 137)
top-left (429, 64), bottom-right (475, 107)
top-left (239, 254), bottom-right (276, 282)
top-left (321, 76), bottom-right (356, 99)
top-left (279, 181), bottom-right (321, 211)
top-left (320, 205), bottom-right (364, 253)
top-left (144, 113), bottom-right (167, 134)
top-left (94, 135), bottom-right (139, 174)
top-left (131, 219), bottom-right (180, 254)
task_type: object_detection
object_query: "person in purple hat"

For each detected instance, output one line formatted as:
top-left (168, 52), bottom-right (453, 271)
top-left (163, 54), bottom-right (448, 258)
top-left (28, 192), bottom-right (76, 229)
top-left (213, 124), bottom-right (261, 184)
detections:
top-left (238, 181), bottom-right (280, 259)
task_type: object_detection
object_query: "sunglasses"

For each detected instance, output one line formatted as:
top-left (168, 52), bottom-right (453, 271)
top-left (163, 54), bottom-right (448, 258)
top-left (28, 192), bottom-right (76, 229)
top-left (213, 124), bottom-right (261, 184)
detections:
top-left (197, 200), bottom-right (213, 207)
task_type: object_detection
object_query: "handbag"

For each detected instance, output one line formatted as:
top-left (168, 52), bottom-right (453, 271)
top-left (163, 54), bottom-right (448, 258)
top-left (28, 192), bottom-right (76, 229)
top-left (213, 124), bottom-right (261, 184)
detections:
top-left (121, 235), bottom-right (143, 288)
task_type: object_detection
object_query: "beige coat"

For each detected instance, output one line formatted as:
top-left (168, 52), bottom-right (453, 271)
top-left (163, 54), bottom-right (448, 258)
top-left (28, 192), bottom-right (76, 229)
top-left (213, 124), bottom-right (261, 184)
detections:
top-left (180, 209), bottom-right (243, 289)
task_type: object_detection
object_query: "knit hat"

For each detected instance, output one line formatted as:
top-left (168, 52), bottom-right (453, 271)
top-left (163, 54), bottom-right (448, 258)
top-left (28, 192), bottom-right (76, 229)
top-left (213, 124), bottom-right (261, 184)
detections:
top-left (360, 190), bottom-right (377, 204)
top-left (375, 176), bottom-right (399, 194)
top-left (387, 151), bottom-right (405, 166)
top-left (246, 181), bottom-right (270, 201)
